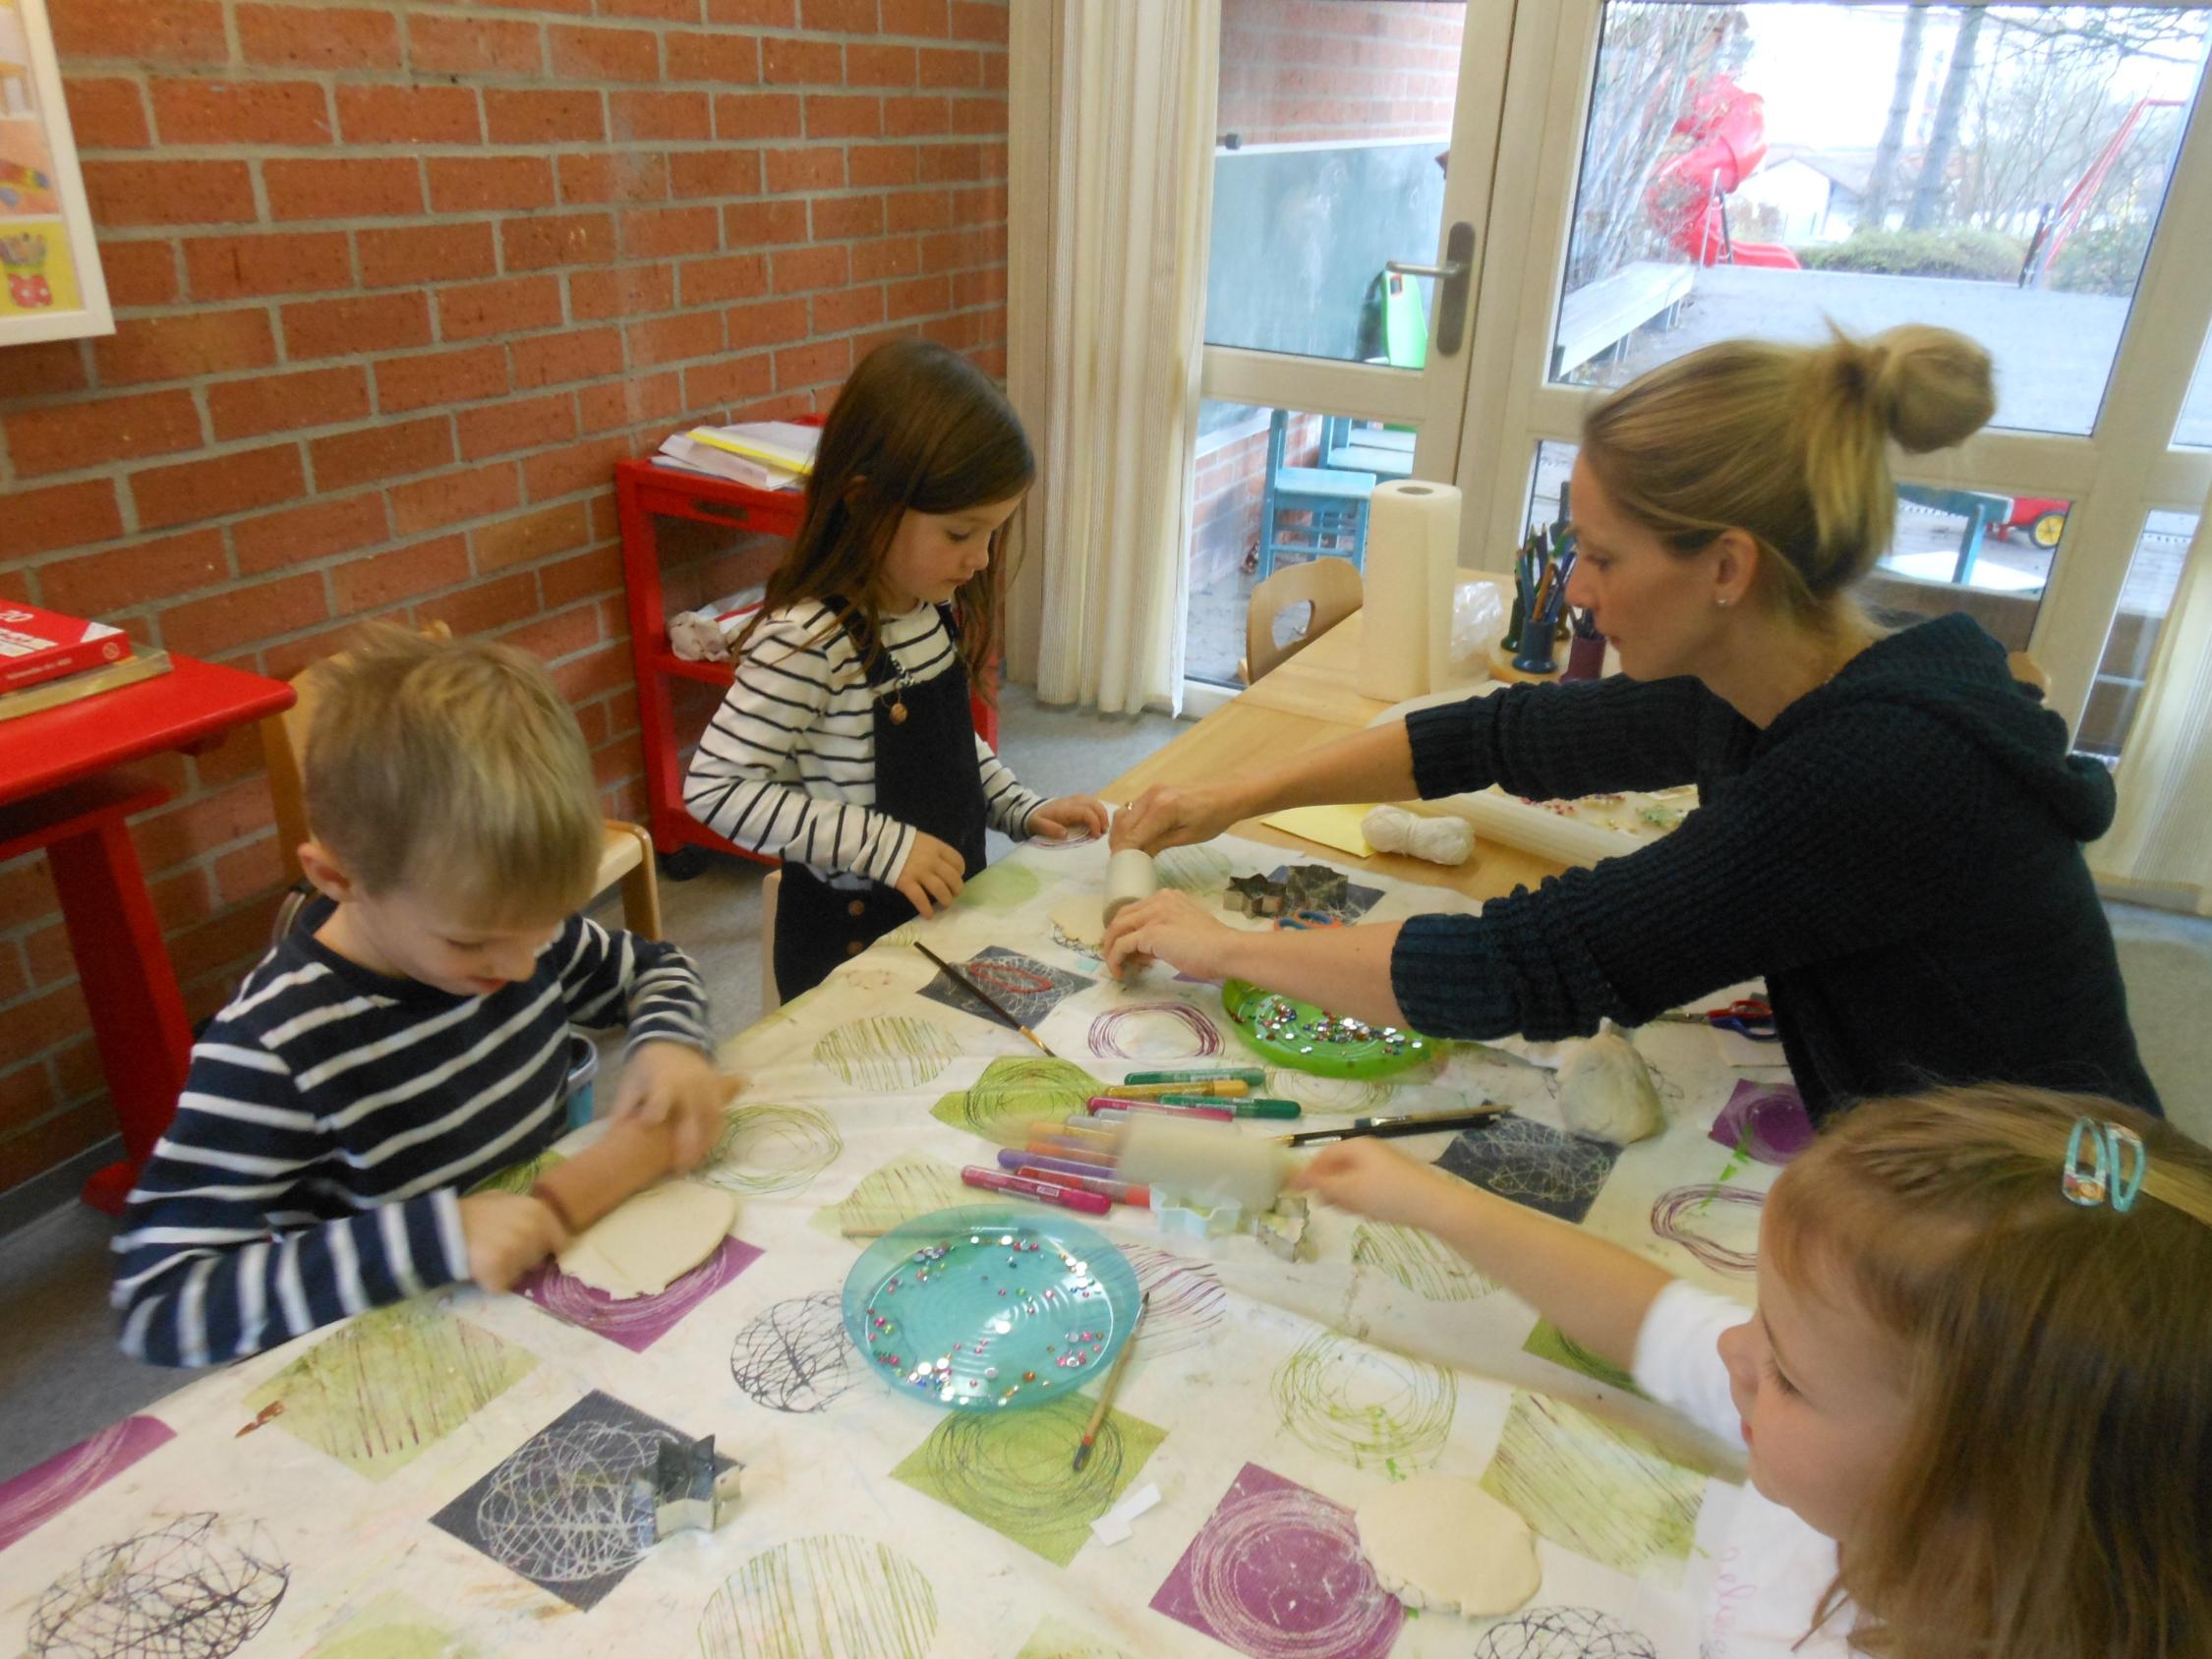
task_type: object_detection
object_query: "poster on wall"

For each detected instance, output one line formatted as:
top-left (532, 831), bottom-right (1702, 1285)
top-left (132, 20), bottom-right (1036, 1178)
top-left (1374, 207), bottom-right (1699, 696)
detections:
top-left (0, 0), bottom-right (111, 344)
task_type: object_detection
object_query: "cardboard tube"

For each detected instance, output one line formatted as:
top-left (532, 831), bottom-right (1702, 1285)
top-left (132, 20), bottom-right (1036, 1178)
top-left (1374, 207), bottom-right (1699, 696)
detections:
top-left (1102, 848), bottom-right (1161, 927)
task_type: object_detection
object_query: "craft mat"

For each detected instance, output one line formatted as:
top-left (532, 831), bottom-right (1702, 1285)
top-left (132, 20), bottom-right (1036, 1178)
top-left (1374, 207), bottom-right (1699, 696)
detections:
top-left (1, 833), bottom-right (1785, 1659)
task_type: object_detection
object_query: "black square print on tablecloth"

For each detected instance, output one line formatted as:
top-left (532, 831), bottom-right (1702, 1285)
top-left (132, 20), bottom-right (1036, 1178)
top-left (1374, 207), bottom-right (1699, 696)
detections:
top-left (431, 1391), bottom-right (731, 1612)
top-left (1433, 1115), bottom-right (1620, 1225)
top-left (919, 946), bottom-right (1093, 1029)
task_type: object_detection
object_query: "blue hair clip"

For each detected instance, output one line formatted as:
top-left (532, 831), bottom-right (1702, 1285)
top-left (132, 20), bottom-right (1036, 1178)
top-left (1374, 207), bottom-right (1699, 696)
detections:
top-left (2063, 1116), bottom-right (2146, 1213)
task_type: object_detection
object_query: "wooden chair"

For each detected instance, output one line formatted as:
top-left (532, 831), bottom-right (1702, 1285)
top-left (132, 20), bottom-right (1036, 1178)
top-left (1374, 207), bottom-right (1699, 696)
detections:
top-left (2008, 651), bottom-right (2052, 697)
top-left (260, 636), bottom-right (663, 941)
top-left (1257, 408), bottom-right (1377, 578)
top-left (1243, 556), bottom-right (1365, 684)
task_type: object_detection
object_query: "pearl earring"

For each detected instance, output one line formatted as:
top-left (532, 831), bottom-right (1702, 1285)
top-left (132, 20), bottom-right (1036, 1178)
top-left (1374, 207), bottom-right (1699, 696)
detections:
top-left (1716, 597), bottom-right (1731, 608)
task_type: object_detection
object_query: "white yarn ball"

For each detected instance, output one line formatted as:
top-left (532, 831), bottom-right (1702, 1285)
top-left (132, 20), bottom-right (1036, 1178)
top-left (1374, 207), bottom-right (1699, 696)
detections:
top-left (1363, 806), bottom-right (1474, 866)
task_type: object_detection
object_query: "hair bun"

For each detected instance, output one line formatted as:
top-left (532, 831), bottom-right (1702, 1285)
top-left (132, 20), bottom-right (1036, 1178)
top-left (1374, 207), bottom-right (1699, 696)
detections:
top-left (1835, 324), bottom-right (1996, 454)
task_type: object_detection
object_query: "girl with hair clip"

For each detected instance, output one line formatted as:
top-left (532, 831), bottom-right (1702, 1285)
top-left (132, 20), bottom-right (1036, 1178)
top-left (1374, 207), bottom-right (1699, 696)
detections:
top-left (1105, 326), bottom-right (2159, 1119)
top-left (1291, 1086), bottom-right (2212, 1658)
top-left (685, 339), bottom-right (1107, 1001)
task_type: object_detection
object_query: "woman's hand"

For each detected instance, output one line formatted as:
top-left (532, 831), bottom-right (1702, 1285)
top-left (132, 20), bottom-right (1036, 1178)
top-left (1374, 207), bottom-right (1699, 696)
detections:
top-left (1290, 1139), bottom-right (1463, 1230)
top-left (1101, 888), bottom-right (1247, 983)
top-left (1026, 794), bottom-right (1111, 841)
top-left (894, 830), bottom-right (967, 917)
top-left (1109, 780), bottom-right (1252, 855)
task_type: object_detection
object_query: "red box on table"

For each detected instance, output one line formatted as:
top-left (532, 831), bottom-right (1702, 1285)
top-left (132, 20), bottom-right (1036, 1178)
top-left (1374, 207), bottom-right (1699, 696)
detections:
top-left (0, 602), bottom-right (133, 692)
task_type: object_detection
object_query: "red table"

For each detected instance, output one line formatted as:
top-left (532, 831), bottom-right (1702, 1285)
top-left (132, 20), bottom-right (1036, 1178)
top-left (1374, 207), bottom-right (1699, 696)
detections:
top-left (0, 655), bottom-right (294, 1213)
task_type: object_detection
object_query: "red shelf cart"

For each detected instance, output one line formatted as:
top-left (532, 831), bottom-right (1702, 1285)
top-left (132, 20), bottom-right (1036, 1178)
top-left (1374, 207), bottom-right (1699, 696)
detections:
top-left (614, 449), bottom-right (999, 878)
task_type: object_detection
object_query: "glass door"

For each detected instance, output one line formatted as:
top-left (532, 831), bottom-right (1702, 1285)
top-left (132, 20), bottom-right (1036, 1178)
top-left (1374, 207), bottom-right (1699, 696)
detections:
top-left (1181, 0), bottom-right (1516, 700)
top-left (1455, 1), bottom-right (2212, 739)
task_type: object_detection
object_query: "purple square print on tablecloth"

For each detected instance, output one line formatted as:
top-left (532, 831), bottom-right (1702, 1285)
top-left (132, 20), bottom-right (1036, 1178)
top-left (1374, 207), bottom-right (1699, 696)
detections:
top-left (0, 1415), bottom-right (174, 1554)
top-left (520, 1235), bottom-right (762, 1352)
top-left (1709, 1080), bottom-right (1815, 1166)
top-left (1150, 1461), bottom-right (1404, 1659)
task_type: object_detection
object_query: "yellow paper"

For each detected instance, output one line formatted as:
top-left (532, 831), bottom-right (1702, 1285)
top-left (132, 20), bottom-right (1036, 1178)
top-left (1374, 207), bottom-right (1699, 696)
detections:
top-left (1260, 804), bottom-right (1379, 859)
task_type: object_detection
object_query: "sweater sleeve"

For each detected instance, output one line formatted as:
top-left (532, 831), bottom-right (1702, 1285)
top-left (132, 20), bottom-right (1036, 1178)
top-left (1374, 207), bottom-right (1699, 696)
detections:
top-left (976, 733), bottom-right (1046, 839)
top-left (683, 609), bottom-right (916, 884)
top-left (1390, 704), bottom-right (1989, 1041)
top-left (553, 916), bottom-right (714, 1058)
top-left (112, 1034), bottom-right (467, 1368)
top-left (1405, 674), bottom-right (1719, 802)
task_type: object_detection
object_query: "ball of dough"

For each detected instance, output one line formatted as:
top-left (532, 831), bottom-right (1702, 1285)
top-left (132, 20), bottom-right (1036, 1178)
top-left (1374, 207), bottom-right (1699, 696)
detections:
top-left (1557, 1028), bottom-right (1665, 1145)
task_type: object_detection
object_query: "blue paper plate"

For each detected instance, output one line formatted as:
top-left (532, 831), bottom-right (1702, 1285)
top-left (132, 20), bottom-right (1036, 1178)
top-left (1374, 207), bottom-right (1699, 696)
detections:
top-left (841, 1206), bottom-right (1141, 1410)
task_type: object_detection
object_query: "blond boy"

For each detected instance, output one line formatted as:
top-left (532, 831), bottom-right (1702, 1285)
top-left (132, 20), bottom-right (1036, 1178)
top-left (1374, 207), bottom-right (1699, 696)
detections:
top-left (115, 628), bottom-right (723, 1367)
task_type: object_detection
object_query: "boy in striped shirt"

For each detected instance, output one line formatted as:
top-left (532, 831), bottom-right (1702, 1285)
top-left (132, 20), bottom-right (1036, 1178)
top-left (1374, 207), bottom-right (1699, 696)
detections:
top-left (114, 628), bottom-right (724, 1367)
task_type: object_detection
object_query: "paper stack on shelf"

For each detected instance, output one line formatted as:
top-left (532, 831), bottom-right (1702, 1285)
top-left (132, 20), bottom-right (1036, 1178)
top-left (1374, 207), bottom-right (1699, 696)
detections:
top-left (654, 421), bottom-right (820, 490)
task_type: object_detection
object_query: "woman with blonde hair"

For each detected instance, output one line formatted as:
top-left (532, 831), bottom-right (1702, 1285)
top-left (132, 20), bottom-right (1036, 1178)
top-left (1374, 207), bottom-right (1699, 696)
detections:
top-left (1106, 326), bottom-right (2159, 1118)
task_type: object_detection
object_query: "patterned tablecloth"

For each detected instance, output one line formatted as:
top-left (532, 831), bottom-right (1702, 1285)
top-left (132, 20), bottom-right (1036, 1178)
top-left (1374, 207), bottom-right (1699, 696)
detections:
top-left (0, 832), bottom-right (1803, 1659)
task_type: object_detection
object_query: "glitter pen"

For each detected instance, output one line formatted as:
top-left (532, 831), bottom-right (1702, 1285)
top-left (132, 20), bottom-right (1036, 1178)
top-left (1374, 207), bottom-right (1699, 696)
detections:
top-left (960, 1166), bottom-right (1113, 1215)
top-left (1156, 1092), bottom-right (1302, 1120)
top-left (1012, 1161), bottom-right (1151, 1207)
top-left (1025, 1137), bottom-right (1118, 1167)
top-left (1123, 1066), bottom-right (1266, 1088)
top-left (1086, 1095), bottom-right (1234, 1121)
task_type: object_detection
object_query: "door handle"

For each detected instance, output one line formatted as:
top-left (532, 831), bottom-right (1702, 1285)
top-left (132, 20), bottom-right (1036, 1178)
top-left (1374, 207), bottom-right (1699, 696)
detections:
top-left (1385, 220), bottom-right (1476, 357)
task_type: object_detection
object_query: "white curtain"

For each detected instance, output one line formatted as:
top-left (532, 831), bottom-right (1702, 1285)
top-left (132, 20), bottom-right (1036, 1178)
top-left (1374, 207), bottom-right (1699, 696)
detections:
top-left (1032, 0), bottom-right (1219, 715)
top-left (2094, 491), bottom-right (2212, 916)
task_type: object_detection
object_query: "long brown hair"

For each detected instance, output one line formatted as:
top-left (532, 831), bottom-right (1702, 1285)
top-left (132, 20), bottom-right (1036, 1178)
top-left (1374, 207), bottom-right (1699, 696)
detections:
top-left (1580, 326), bottom-right (1995, 628)
top-left (735, 337), bottom-right (1033, 700)
top-left (1765, 1086), bottom-right (2212, 1658)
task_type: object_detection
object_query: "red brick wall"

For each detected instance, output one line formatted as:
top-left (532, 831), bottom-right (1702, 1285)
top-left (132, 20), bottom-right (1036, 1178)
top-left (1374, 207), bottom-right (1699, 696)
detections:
top-left (1217, 0), bottom-right (1462, 146)
top-left (0, 0), bottom-right (1009, 1196)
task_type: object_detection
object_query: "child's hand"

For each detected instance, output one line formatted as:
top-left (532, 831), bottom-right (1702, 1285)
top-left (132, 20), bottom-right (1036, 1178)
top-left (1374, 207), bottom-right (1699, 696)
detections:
top-left (458, 1191), bottom-right (568, 1291)
top-left (895, 830), bottom-right (967, 918)
top-left (1026, 794), bottom-right (1110, 841)
top-left (1101, 889), bottom-right (1242, 982)
top-left (1290, 1139), bottom-right (1459, 1230)
top-left (611, 1043), bottom-right (733, 1172)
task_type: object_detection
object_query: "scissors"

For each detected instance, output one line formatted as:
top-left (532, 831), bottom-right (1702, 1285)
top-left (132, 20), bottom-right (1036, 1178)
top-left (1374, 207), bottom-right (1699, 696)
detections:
top-left (1659, 997), bottom-right (1779, 1042)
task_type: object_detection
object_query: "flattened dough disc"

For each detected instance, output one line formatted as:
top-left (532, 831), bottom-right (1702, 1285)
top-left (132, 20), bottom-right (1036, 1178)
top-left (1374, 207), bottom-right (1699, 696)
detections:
top-left (555, 1180), bottom-right (738, 1298)
top-left (1354, 1473), bottom-right (1541, 1617)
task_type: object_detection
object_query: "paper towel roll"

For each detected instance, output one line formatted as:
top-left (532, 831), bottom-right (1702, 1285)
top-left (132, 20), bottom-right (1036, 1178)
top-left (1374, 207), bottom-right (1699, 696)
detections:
top-left (1358, 480), bottom-right (1462, 701)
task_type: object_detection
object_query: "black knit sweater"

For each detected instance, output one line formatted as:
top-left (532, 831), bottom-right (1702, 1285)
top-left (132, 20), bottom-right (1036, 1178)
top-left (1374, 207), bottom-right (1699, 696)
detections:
top-left (1390, 614), bottom-right (2160, 1120)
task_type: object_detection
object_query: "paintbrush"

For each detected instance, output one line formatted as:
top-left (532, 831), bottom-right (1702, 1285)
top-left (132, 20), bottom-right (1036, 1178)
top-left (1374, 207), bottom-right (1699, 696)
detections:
top-left (1279, 1103), bottom-right (1509, 1147)
top-left (914, 941), bottom-right (1059, 1058)
top-left (1074, 1290), bottom-right (1148, 1471)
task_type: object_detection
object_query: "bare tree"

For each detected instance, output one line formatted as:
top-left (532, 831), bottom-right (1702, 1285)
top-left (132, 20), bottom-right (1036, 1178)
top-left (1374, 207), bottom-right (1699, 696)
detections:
top-left (1906, 7), bottom-right (1986, 230)
top-left (1860, 4), bottom-right (1930, 231)
top-left (1564, 5), bottom-right (1749, 289)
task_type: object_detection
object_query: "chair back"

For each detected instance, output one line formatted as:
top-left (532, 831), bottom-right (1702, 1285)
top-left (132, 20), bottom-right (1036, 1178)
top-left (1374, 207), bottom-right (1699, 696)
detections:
top-left (1246, 557), bottom-right (1364, 683)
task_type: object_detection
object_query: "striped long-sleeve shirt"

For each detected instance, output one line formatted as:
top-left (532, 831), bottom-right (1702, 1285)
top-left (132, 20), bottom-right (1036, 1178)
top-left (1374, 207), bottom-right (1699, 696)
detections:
top-left (113, 908), bottom-right (711, 1368)
top-left (682, 600), bottom-right (1044, 885)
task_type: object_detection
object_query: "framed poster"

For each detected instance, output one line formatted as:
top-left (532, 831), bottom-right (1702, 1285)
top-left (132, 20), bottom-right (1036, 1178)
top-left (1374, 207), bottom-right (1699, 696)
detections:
top-left (0, 0), bottom-right (111, 344)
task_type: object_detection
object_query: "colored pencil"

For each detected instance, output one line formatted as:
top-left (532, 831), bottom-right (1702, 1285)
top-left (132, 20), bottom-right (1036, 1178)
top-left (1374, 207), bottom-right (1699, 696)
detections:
top-left (915, 942), bottom-right (1058, 1058)
top-left (1074, 1291), bottom-right (1149, 1471)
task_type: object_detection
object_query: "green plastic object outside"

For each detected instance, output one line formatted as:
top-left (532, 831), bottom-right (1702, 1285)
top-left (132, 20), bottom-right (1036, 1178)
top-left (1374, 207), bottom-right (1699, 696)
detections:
top-left (1383, 274), bottom-right (1428, 370)
top-left (1221, 978), bottom-right (1441, 1080)
top-left (842, 1205), bottom-right (1142, 1411)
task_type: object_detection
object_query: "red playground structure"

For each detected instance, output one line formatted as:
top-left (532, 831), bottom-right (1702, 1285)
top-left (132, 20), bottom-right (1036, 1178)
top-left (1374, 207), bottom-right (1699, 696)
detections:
top-left (1648, 75), bottom-right (1802, 270)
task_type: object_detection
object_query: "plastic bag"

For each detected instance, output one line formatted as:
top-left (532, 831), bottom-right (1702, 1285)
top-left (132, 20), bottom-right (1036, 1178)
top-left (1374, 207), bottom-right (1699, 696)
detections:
top-left (1447, 579), bottom-right (1506, 683)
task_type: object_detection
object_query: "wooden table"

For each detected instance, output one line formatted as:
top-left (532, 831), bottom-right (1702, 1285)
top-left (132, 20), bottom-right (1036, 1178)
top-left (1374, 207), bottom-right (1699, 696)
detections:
top-left (1106, 606), bottom-right (1568, 903)
top-left (0, 655), bottom-right (293, 1211)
